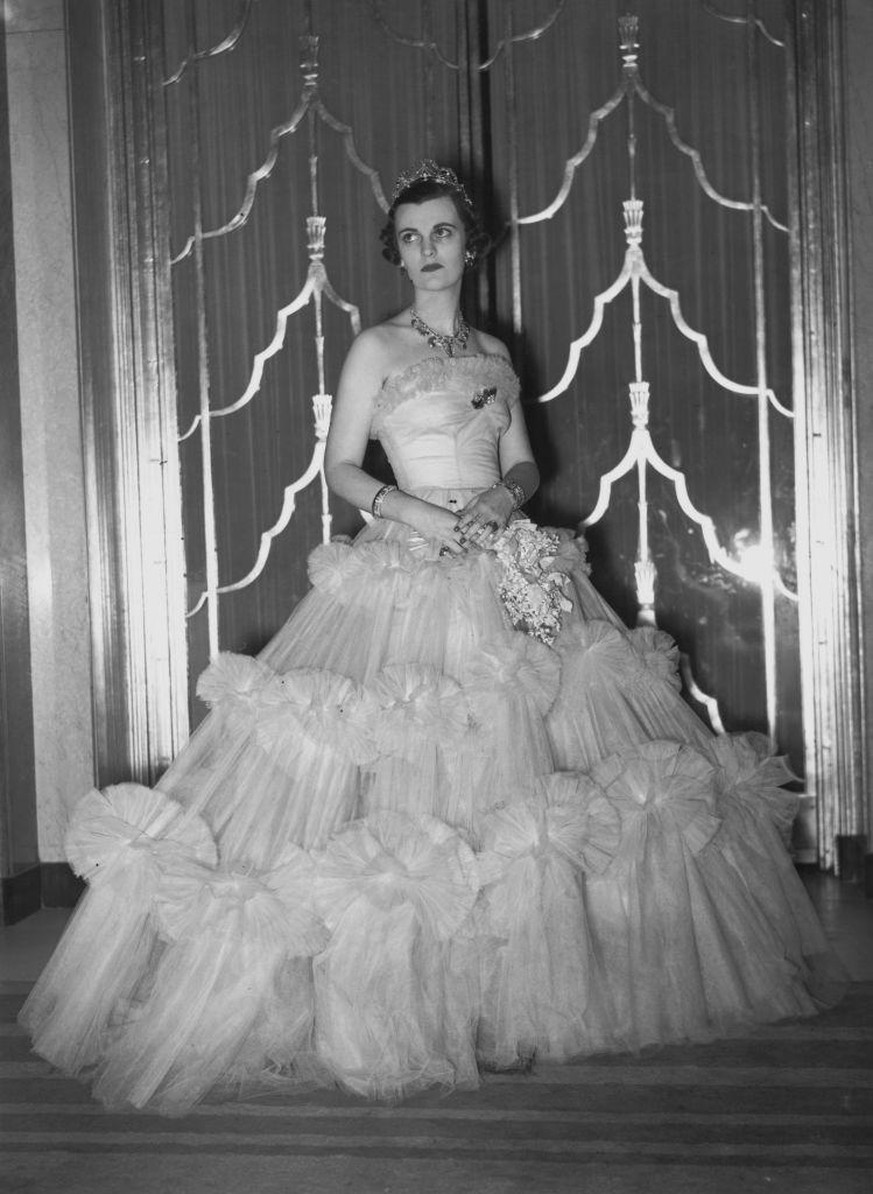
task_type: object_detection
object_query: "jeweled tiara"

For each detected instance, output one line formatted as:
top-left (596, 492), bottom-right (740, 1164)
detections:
top-left (391, 159), bottom-right (473, 209)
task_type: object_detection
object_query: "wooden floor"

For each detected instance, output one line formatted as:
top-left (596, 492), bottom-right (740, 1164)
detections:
top-left (1, 874), bottom-right (872, 1194)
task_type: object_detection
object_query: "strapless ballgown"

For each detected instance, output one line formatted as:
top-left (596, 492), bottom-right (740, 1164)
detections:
top-left (20, 354), bottom-right (844, 1113)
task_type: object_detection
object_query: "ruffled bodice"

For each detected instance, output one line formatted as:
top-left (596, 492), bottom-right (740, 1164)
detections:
top-left (371, 354), bottom-right (519, 493)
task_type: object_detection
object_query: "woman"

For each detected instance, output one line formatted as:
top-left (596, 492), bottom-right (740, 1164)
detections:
top-left (20, 162), bottom-right (844, 1113)
top-left (325, 162), bottom-right (536, 556)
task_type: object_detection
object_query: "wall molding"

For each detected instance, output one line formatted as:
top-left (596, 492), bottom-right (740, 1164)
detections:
top-left (67, 0), bottom-right (189, 787)
top-left (0, 14), bottom-right (39, 909)
top-left (789, 0), bottom-right (867, 870)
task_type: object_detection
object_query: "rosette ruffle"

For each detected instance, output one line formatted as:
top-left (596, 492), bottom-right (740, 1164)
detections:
top-left (64, 782), bottom-right (216, 880)
top-left (313, 812), bottom-right (479, 1096)
top-left (256, 667), bottom-right (377, 767)
top-left (196, 652), bottom-right (276, 736)
top-left (535, 772), bottom-right (622, 874)
top-left (476, 783), bottom-right (619, 1065)
top-left (700, 733), bottom-right (844, 1011)
top-left (20, 785), bottom-right (216, 1075)
top-left (309, 535), bottom-right (481, 609)
top-left (554, 619), bottom-right (645, 688)
top-left (154, 851), bottom-right (325, 953)
top-left (316, 811), bottom-right (478, 939)
top-left (369, 664), bottom-right (470, 762)
top-left (309, 538), bottom-right (418, 605)
top-left (627, 626), bottom-right (682, 692)
top-left (591, 740), bottom-right (720, 860)
top-left (477, 775), bottom-right (620, 884)
top-left (463, 633), bottom-right (560, 717)
top-left (710, 732), bottom-right (798, 846)
top-left (94, 847), bottom-right (327, 1114)
top-left (307, 540), bottom-right (363, 598)
top-left (582, 744), bottom-right (751, 1046)
top-left (444, 635), bottom-right (561, 817)
top-left (546, 621), bottom-right (662, 769)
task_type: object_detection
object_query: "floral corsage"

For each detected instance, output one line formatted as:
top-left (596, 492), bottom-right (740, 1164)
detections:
top-left (493, 520), bottom-right (574, 645)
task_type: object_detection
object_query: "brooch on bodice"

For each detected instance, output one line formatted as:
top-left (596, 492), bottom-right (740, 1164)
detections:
top-left (471, 386), bottom-right (497, 409)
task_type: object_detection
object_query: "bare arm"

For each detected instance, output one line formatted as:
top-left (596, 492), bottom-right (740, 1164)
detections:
top-left (324, 331), bottom-right (468, 552)
top-left (497, 399), bottom-right (540, 501)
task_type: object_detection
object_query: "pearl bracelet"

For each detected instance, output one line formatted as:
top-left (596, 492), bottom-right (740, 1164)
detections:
top-left (371, 484), bottom-right (397, 519)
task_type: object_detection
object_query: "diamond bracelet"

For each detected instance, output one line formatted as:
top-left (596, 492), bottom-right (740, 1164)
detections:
top-left (371, 484), bottom-right (398, 519)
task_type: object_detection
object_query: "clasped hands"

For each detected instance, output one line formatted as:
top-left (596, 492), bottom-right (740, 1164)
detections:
top-left (439, 485), bottom-right (514, 556)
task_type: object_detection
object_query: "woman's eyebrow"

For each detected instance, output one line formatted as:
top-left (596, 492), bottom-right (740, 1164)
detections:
top-left (397, 220), bottom-right (459, 235)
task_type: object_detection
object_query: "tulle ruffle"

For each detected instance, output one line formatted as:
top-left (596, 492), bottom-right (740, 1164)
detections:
top-left (196, 653), bottom-right (276, 738)
top-left (462, 632), bottom-right (561, 718)
top-left (591, 740), bottom-right (722, 860)
top-left (627, 625), bottom-right (682, 691)
top-left (371, 353), bottom-right (518, 436)
top-left (23, 461), bottom-right (844, 1111)
top-left (313, 812), bottom-right (480, 1097)
top-left (475, 780), bottom-right (621, 1065)
top-left (28, 727), bottom-right (842, 1112)
top-left (93, 847), bottom-right (328, 1113)
top-left (368, 664), bottom-right (471, 761)
top-left (256, 667), bottom-right (378, 767)
top-left (19, 786), bottom-right (215, 1075)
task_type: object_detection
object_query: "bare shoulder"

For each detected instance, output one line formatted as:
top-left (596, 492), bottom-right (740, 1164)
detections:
top-left (472, 328), bottom-right (513, 363)
top-left (338, 324), bottom-right (401, 395)
top-left (342, 324), bottom-right (394, 369)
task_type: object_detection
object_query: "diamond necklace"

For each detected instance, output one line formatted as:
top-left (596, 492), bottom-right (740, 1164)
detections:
top-left (410, 308), bottom-right (471, 357)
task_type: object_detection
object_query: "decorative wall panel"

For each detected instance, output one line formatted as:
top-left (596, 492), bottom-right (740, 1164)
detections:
top-left (155, 0), bottom-right (801, 768)
top-left (71, 0), bottom-right (862, 865)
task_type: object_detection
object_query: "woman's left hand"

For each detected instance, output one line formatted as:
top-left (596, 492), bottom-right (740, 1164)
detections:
top-left (455, 485), bottom-right (514, 549)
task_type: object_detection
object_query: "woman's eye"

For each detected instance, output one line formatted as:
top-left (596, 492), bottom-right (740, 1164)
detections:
top-left (399, 232), bottom-right (419, 245)
top-left (434, 226), bottom-right (453, 239)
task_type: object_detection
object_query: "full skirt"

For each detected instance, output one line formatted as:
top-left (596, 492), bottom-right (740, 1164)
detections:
top-left (20, 513), bottom-right (844, 1113)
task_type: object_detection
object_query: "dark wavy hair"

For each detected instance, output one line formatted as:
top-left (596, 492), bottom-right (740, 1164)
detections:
top-left (379, 177), bottom-right (489, 267)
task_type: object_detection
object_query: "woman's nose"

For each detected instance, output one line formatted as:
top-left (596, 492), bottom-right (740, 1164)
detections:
top-left (422, 238), bottom-right (436, 256)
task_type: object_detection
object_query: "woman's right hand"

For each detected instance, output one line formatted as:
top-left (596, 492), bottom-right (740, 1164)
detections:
top-left (411, 503), bottom-right (470, 555)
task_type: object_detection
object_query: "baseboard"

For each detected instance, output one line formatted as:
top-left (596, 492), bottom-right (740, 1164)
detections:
top-left (0, 863), bottom-right (84, 926)
top-left (836, 834), bottom-right (867, 884)
top-left (41, 862), bottom-right (85, 908)
top-left (1, 866), bottom-right (41, 926)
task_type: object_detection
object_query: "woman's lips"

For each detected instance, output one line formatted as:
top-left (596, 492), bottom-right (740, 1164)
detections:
top-left (420, 263), bottom-right (443, 272)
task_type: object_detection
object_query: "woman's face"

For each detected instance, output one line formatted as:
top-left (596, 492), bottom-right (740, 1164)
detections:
top-left (394, 195), bottom-right (467, 290)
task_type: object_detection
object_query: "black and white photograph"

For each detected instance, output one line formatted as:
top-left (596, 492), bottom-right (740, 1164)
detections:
top-left (1, 1), bottom-right (872, 1190)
